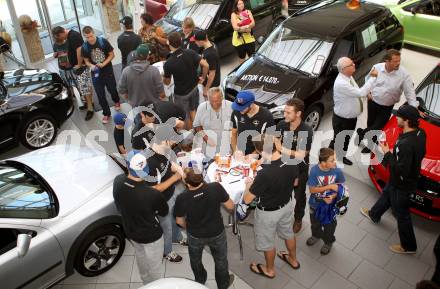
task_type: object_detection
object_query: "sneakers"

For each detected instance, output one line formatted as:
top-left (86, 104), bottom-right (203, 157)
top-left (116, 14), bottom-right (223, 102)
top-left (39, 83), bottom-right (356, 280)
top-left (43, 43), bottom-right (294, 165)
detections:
top-left (293, 220), bottom-right (302, 234)
top-left (306, 236), bottom-right (319, 246)
top-left (85, 110), bottom-right (94, 121)
top-left (164, 251), bottom-right (183, 263)
top-left (389, 244), bottom-right (416, 254)
top-left (114, 102), bottom-right (121, 111)
top-left (360, 208), bottom-right (376, 223)
top-left (102, 115), bottom-right (110, 124)
top-left (228, 274), bottom-right (235, 287)
top-left (320, 243), bottom-right (332, 255)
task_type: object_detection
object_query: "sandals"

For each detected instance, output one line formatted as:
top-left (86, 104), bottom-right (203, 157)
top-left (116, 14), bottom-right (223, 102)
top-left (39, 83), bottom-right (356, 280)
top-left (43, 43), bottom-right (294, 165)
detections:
top-left (277, 251), bottom-right (300, 270)
top-left (249, 263), bottom-right (275, 279)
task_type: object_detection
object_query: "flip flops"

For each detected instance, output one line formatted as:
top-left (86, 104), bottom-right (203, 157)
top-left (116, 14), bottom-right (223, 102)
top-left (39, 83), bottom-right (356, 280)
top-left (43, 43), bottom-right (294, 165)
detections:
top-left (249, 263), bottom-right (275, 279)
top-left (277, 251), bottom-right (300, 270)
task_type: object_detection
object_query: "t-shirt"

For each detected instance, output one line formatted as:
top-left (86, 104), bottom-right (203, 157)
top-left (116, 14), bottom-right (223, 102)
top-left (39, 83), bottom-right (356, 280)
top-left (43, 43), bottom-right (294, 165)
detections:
top-left (117, 31), bottom-right (142, 67)
top-left (163, 48), bottom-right (201, 95)
top-left (145, 148), bottom-right (175, 201)
top-left (250, 158), bottom-right (298, 208)
top-left (276, 120), bottom-right (314, 171)
top-left (307, 165), bottom-right (345, 209)
top-left (67, 30), bottom-right (84, 67)
top-left (81, 37), bottom-right (114, 75)
top-left (202, 45), bottom-right (220, 87)
top-left (53, 41), bottom-right (71, 70)
top-left (114, 127), bottom-right (125, 154)
top-left (174, 182), bottom-right (229, 238)
top-left (231, 106), bottom-right (275, 155)
top-left (113, 174), bottom-right (168, 244)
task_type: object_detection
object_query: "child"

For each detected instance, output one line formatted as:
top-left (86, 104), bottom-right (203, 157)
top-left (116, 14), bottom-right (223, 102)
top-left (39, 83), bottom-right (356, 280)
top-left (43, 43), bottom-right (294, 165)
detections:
top-left (113, 113), bottom-right (127, 156)
top-left (238, 10), bottom-right (252, 27)
top-left (306, 147), bottom-right (345, 255)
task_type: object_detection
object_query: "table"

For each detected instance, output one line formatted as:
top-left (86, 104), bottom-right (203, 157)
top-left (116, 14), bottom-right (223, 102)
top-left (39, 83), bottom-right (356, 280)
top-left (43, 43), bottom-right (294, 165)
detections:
top-left (206, 160), bottom-right (256, 261)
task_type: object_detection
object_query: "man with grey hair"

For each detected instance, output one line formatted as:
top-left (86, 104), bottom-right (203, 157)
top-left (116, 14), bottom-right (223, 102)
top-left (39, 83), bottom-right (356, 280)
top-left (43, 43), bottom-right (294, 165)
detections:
top-left (193, 87), bottom-right (233, 157)
top-left (329, 57), bottom-right (378, 165)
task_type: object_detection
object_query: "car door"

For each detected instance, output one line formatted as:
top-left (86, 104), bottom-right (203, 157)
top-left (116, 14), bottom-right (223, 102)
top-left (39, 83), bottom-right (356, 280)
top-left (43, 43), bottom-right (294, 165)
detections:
top-left (248, 0), bottom-right (280, 38)
top-left (0, 225), bottom-right (64, 289)
top-left (212, 0), bottom-right (235, 56)
top-left (399, 0), bottom-right (440, 50)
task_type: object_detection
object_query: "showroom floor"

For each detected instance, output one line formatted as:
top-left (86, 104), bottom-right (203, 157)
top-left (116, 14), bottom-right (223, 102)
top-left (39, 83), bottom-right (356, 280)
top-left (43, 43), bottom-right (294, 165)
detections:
top-left (1, 48), bottom-right (439, 289)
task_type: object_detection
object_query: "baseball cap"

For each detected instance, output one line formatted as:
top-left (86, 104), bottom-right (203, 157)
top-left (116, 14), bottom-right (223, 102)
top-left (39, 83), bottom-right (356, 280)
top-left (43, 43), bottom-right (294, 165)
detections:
top-left (120, 16), bottom-right (133, 26)
top-left (392, 104), bottom-right (420, 122)
top-left (194, 30), bottom-right (207, 41)
top-left (232, 90), bottom-right (255, 112)
top-left (126, 150), bottom-right (149, 178)
top-left (136, 44), bottom-right (150, 59)
top-left (113, 112), bottom-right (127, 126)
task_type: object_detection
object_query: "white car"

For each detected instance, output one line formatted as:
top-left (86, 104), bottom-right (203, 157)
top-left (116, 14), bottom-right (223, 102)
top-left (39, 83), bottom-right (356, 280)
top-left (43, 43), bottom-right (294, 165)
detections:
top-left (0, 145), bottom-right (126, 289)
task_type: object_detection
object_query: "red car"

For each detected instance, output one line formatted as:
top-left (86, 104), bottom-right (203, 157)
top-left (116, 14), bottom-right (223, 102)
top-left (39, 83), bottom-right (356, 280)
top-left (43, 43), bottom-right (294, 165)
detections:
top-left (369, 63), bottom-right (440, 222)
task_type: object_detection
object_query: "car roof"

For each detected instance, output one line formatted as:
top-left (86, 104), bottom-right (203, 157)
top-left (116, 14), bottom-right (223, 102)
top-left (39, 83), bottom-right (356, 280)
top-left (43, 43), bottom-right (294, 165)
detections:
top-left (284, 0), bottom-right (388, 39)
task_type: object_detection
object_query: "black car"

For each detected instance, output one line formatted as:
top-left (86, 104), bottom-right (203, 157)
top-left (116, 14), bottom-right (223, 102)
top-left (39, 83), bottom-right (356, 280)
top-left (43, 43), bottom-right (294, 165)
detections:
top-left (223, 0), bottom-right (404, 130)
top-left (155, 0), bottom-right (281, 57)
top-left (0, 69), bottom-right (74, 151)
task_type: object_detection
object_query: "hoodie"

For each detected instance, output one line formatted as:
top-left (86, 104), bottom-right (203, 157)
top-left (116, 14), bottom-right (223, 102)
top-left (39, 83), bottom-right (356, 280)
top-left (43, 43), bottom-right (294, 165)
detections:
top-left (118, 60), bottom-right (165, 107)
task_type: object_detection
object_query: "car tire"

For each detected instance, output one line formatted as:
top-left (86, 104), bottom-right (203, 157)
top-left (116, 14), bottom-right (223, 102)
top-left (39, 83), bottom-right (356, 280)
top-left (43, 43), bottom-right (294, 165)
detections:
top-left (74, 224), bottom-right (126, 277)
top-left (20, 114), bottom-right (57, 150)
top-left (304, 105), bottom-right (323, 131)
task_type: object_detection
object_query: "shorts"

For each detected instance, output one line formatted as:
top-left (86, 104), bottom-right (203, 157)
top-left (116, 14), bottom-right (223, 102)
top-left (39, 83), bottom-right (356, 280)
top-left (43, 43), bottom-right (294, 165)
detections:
top-left (254, 199), bottom-right (294, 251)
top-left (75, 67), bottom-right (92, 97)
top-left (172, 86), bottom-right (199, 117)
top-left (59, 69), bottom-right (78, 88)
top-left (235, 42), bottom-right (255, 59)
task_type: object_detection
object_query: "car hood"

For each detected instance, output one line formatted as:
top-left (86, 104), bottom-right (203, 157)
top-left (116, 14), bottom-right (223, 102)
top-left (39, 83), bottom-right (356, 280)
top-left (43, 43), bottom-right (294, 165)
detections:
top-left (383, 116), bottom-right (440, 180)
top-left (0, 69), bottom-right (61, 114)
top-left (10, 145), bottom-right (123, 217)
top-left (225, 56), bottom-right (317, 106)
top-left (155, 18), bottom-right (182, 35)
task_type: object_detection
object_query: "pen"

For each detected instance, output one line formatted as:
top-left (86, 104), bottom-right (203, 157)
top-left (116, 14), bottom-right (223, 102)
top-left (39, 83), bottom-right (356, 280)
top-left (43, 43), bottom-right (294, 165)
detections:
top-left (229, 179), bottom-right (241, 184)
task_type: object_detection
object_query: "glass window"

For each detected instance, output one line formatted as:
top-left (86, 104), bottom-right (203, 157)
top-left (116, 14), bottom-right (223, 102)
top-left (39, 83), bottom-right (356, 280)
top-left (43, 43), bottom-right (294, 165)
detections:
top-left (249, 0), bottom-right (267, 9)
top-left (166, 0), bottom-right (220, 30)
top-left (258, 25), bottom-right (333, 76)
top-left (0, 164), bottom-right (55, 219)
top-left (417, 66), bottom-right (440, 118)
top-left (360, 24), bottom-right (377, 48)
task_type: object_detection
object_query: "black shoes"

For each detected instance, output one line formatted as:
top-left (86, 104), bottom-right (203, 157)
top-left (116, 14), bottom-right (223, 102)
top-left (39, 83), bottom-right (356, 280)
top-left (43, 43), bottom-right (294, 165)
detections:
top-left (85, 110), bottom-right (94, 121)
top-left (342, 157), bottom-right (353, 166)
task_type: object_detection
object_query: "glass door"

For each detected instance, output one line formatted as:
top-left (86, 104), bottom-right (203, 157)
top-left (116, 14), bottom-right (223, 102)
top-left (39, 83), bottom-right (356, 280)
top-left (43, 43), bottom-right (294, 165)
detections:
top-left (0, 0), bottom-right (24, 64)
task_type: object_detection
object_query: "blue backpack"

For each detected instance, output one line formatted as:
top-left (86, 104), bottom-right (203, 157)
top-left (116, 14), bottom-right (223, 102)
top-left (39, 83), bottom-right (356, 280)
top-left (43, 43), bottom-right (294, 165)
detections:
top-left (81, 36), bottom-right (105, 55)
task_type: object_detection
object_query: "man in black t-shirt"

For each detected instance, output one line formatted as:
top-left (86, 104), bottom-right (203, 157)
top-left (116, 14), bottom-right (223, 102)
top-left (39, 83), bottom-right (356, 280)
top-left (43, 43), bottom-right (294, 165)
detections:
top-left (194, 31), bottom-right (220, 99)
top-left (163, 32), bottom-right (209, 129)
top-left (113, 150), bottom-right (168, 284)
top-left (117, 16), bottom-right (142, 70)
top-left (276, 98), bottom-right (314, 233)
top-left (81, 26), bottom-right (120, 123)
top-left (243, 135), bottom-right (300, 279)
top-left (231, 91), bottom-right (275, 155)
top-left (174, 168), bottom-right (234, 289)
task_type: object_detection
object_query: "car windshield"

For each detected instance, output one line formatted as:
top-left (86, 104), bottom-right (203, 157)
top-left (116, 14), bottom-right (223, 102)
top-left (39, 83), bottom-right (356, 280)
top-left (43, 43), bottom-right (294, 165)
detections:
top-left (417, 66), bottom-right (440, 119)
top-left (166, 0), bottom-right (220, 30)
top-left (258, 25), bottom-right (333, 77)
top-left (0, 164), bottom-right (53, 219)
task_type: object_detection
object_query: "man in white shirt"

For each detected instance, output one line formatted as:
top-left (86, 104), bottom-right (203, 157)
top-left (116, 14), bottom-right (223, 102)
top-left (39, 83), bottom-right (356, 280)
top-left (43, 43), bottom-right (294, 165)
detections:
top-left (357, 49), bottom-right (419, 154)
top-left (329, 57), bottom-right (378, 165)
top-left (193, 87), bottom-right (233, 158)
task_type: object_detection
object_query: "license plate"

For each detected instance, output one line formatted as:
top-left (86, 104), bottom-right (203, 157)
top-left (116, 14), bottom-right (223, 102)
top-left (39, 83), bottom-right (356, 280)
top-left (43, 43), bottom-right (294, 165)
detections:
top-left (409, 193), bottom-right (432, 208)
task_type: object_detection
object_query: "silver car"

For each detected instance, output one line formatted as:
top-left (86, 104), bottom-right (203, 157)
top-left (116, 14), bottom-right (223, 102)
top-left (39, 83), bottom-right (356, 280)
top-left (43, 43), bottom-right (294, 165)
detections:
top-left (0, 145), bottom-right (126, 289)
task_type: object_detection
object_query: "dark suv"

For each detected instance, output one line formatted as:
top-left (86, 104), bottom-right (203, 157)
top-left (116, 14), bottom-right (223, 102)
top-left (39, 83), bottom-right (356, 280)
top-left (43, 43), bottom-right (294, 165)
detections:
top-left (222, 0), bottom-right (404, 130)
top-left (155, 0), bottom-right (281, 57)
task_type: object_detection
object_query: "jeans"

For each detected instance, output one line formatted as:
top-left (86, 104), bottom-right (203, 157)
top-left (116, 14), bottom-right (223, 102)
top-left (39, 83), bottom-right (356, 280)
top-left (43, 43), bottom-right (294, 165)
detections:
top-left (294, 166), bottom-right (309, 221)
top-left (131, 236), bottom-right (164, 285)
top-left (309, 208), bottom-right (337, 245)
top-left (172, 182), bottom-right (186, 243)
top-left (358, 100), bottom-right (393, 145)
top-left (369, 184), bottom-right (417, 251)
top-left (92, 72), bottom-right (120, 116)
top-left (188, 230), bottom-right (230, 289)
top-left (329, 113), bottom-right (357, 159)
top-left (159, 191), bottom-right (180, 255)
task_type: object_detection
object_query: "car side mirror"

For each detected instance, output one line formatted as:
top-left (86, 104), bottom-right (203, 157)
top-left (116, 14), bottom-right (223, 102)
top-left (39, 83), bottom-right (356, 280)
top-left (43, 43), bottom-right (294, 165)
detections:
top-left (410, 7), bottom-right (417, 15)
top-left (17, 233), bottom-right (32, 258)
top-left (257, 36), bottom-right (265, 45)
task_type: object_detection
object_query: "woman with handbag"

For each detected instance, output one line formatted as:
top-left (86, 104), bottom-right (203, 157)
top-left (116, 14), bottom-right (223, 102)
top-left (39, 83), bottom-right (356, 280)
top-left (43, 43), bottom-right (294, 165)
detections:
top-left (138, 13), bottom-right (169, 64)
top-left (231, 0), bottom-right (256, 65)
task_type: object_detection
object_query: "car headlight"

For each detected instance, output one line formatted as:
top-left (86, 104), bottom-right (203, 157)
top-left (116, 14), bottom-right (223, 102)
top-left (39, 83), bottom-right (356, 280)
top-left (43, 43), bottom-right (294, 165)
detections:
top-left (55, 87), bottom-right (69, 100)
top-left (270, 105), bottom-right (285, 120)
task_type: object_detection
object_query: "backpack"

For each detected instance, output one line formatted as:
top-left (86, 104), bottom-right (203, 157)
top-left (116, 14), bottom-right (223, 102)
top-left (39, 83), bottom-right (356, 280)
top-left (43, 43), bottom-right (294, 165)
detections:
top-left (81, 36), bottom-right (105, 55)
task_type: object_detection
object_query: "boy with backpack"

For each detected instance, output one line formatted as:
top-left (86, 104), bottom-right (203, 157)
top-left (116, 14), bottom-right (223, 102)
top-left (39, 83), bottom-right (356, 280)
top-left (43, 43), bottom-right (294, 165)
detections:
top-left (81, 26), bottom-right (120, 124)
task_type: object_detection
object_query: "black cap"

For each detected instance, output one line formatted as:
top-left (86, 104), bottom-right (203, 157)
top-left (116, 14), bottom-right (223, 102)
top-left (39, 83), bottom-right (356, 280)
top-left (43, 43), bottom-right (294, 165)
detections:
top-left (392, 104), bottom-right (420, 122)
top-left (194, 30), bottom-right (207, 41)
top-left (120, 16), bottom-right (133, 26)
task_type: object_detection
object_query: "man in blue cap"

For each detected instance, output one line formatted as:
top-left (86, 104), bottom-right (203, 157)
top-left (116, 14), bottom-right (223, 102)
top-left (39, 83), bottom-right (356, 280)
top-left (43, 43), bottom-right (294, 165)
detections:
top-left (113, 112), bottom-right (127, 155)
top-left (361, 104), bottom-right (426, 254)
top-left (113, 150), bottom-right (169, 284)
top-left (230, 90), bottom-right (274, 155)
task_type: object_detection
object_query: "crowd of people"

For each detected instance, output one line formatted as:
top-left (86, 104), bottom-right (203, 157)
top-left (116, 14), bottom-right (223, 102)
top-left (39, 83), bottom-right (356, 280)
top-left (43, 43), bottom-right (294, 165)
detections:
top-left (47, 4), bottom-right (439, 289)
